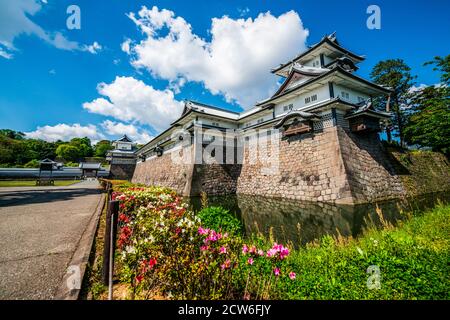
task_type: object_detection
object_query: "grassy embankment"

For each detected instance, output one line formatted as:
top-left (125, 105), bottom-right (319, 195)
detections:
top-left (83, 182), bottom-right (450, 300)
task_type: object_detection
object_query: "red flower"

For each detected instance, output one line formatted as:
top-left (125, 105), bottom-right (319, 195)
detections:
top-left (148, 258), bottom-right (157, 268)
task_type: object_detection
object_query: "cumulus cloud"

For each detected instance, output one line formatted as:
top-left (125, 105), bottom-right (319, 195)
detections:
top-left (84, 41), bottom-right (102, 54)
top-left (0, 0), bottom-right (101, 58)
top-left (409, 84), bottom-right (428, 94)
top-left (25, 123), bottom-right (104, 143)
top-left (123, 6), bottom-right (309, 108)
top-left (101, 120), bottom-right (153, 144)
top-left (83, 76), bottom-right (184, 132)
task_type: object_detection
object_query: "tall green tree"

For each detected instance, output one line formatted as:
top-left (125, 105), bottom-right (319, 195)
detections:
top-left (425, 55), bottom-right (450, 86)
top-left (370, 59), bottom-right (416, 146)
top-left (404, 55), bottom-right (450, 155)
top-left (69, 137), bottom-right (93, 158)
top-left (56, 144), bottom-right (82, 162)
top-left (94, 140), bottom-right (113, 157)
top-left (0, 129), bottom-right (25, 140)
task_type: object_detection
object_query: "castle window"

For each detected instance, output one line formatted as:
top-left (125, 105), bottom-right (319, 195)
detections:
top-left (257, 118), bottom-right (264, 124)
top-left (212, 122), bottom-right (220, 127)
top-left (341, 91), bottom-right (350, 100)
top-left (305, 94), bottom-right (317, 104)
top-left (283, 104), bottom-right (293, 112)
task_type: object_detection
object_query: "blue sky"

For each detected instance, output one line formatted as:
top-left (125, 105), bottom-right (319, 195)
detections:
top-left (0, 0), bottom-right (449, 143)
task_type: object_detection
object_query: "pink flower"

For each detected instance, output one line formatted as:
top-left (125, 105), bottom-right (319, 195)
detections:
top-left (266, 248), bottom-right (277, 257)
top-left (198, 227), bottom-right (209, 235)
top-left (221, 259), bottom-right (231, 270)
top-left (289, 272), bottom-right (296, 280)
top-left (249, 246), bottom-right (257, 254)
top-left (242, 244), bottom-right (249, 255)
top-left (247, 258), bottom-right (254, 265)
top-left (258, 249), bottom-right (264, 256)
top-left (280, 247), bottom-right (290, 260)
top-left (219, 246), bottom-right (227, 254)
top-left (200, 245), bottom-right (209, 251)
top-left (274, 267), bottom-right (280, 276)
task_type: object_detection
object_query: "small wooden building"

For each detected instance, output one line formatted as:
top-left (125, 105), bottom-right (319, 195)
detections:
top-left (79, 162), bottom-right (102, 178)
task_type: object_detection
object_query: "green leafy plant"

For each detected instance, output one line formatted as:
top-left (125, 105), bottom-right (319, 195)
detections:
top-left (197, 206), bottom-right (244, 236)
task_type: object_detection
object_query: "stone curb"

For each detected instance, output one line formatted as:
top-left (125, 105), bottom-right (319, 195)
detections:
top-left (55, 192), bottom-right (105, 300)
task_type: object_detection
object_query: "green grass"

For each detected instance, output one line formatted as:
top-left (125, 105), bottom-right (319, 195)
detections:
top-left (0, 180), bottom-right (81, 187)
top-left (269, 204), bottom-right (450, 299)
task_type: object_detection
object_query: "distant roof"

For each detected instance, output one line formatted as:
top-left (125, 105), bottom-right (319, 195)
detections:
top-left (40, 158), bottom-right (56, 164)
top-left (116, 135), bottom-right (133, 143)
top-left (271, 33), bottom-right (365, 75)
top-left (79, 162), bottom-right (102, 169)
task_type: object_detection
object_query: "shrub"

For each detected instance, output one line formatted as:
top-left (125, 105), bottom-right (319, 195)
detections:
top-left (24, 159), bottom-right (40, 168)
top-left (110, 185), bottom-right (449, 300)
top-left (197, 206), bottom-right (244, 236)
top-left (65, 161), bottom-right (79, 167)
top-left (113, 187), bottom-right (294, 299)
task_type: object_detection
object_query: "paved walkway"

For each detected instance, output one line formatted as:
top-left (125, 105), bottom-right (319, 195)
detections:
top-left (0, 180), bottom-right (102, 299)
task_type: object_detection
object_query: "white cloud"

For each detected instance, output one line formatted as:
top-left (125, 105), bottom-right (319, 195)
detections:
top-left (25, 123), bottom-right (104, 143)
top-left (0, 0), bottom-right (101, 58)
top-left (123, 6), bottom-right (309, 108)
top-left (83, 76), bottom-right (184, 132)
top-left (83, 41), bottom-right (102, 54)
top-left (409, 84), bottom-right (428, 93)
top-left (101, 120), bottom-right (153, 144)
top-left (0, 48), bottom-right (13, 59)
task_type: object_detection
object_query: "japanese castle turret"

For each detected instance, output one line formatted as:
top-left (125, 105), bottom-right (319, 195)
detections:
top-left (132, 33), bottom-right (405, 204)
top-left (106, 135), bottom-right (138, 180)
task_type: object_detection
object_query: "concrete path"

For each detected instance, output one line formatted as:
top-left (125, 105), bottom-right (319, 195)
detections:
top-left (0, 180), bottom-right (102, 299)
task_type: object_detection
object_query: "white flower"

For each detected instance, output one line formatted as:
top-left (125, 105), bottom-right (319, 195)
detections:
top-left (356, 246), bottom-right (364, 256)
top-left (125, 246), bottom-right (136, 254)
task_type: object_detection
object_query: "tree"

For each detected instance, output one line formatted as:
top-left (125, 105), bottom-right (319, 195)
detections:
top-left (404, 55), bottom-right (450, 155)
top-left (370, 59), bottom-right (416, 146)
top-left (69, 137), bottom-right (93, 158)
top-left (94, 140), bottom-right (113, 157)
top-left (425, 55), bottom-right (450, 86)
top-left (23, 139), bottom-right (57, 160)
top-left (0, 129), bottom-right (25, 140)
top-left (56, 144), bottom-right (82, 162)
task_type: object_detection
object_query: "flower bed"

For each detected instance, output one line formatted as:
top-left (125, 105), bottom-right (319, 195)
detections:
top-left (112, 186), bottom-right (295, 299)
top-left (108, 184), bottom-right (450, 300)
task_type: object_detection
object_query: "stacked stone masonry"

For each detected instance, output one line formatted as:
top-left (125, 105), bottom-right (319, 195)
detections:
top-left (132, 126), bottom-right (448, 204)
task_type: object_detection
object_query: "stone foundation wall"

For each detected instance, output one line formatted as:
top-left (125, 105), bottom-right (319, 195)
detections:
top-left (236, 127), bottom-right (354, 203)
top-left (132, 146), bottom-right (194, 195)
top-left (337, 127), bottom-right (405, 203)
top-left (109, 163), bottom-right (136, 180)
top-left (131, 126), bottom-right (449, 203)
top-left (191, 164), bottom-right (242, 195)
